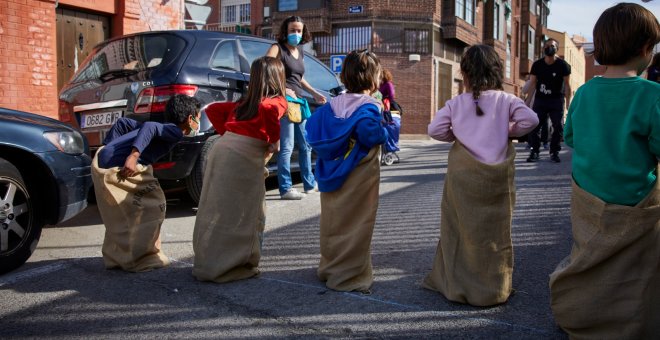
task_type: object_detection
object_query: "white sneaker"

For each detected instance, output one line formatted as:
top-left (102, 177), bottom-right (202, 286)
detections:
top-left (281, 188), bottom-right (305, 200)
top-left (304, 186), bottom-right (318, 194)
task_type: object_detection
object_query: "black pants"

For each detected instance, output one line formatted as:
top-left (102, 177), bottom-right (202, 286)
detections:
top-left (529, 98), bottom-right (564, 154)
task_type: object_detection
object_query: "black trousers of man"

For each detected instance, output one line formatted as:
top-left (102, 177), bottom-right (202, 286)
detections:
top-left (529, 97), bottom-right (564, 156)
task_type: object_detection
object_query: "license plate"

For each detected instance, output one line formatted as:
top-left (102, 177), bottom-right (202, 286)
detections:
top-left (81, 111), bottom-right (122, 129)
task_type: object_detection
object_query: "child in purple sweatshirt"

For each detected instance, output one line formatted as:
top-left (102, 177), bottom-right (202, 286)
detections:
top-left (424, 45), bottom-right (538, 306)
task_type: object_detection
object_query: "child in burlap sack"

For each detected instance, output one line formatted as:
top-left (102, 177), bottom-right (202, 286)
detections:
top-left (424, 45), bottom-right (538, 306)
top-left (305, 49), bottom-right (388, 293)
top-left (550, 4), bottom-right (660, 339)
top-left (192, 56), bottom-right (287, 283)
top-left (93, 94), bottom-right (201, 272)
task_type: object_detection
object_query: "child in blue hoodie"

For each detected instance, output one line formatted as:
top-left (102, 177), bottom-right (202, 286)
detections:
top-left (305, 49), bottom-right (388, 293)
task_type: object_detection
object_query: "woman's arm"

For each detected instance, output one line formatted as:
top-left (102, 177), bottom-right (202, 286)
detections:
top-left (265, 44), bottom-right (279, 58)
top-left (300, 77), bottom-right (327, 104)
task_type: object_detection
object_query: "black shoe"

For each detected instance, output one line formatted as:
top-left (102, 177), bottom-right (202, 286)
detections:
top-left (551, 153), bottom-right (561, 163)
top-left (527, 151), bottom-right (540, 162)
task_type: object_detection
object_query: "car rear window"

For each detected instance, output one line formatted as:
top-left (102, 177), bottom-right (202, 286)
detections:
top-left (71, 34), bottom-right (187, 83)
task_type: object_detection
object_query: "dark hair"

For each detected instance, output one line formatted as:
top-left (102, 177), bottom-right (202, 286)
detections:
top-left (460, 44), bottom-right (504, 116)
top-left (381, 69), bottom-right (393, 83)
top-left (235, 56), bottom-right (286, 121)
top-left (277, 16), bottom-right (312, 46)
top-left (340, 49), bottom-right (382, 94)
top-left (543, 38), bottom-right (559, 48)
top-left (165, 94), bottom-right (200, 124)
top-left (593, 3), bottom-right (660, 65)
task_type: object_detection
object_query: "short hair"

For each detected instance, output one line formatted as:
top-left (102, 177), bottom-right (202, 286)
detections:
top-left (543, 38), bottom-right (559, 47)
top-left (165, 94), bottom-right (200, 125)
top-left (277, 16), bottom-right (313, 46)
top-left (340, 49), bottom-right (382, 94)
top-left (460, 44), bottom-right (504, 116)
top-left (381, 69), bottom-right (393, 83)
top-left (593, 3), bottom-right (660, 65)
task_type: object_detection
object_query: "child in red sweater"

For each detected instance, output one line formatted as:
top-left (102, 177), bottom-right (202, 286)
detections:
top-left (192, 56), bottom-right (287, 283)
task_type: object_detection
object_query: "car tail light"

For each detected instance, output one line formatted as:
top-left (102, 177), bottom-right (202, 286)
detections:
top-left (58, 99), bottom-right (72, 123)
top-left (134, 85), bottom-right (198, 114)
top-left (152, 161), bottom-right (176, 170)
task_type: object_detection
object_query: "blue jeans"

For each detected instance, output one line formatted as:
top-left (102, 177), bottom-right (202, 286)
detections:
top-left (278, 116), bottom-right (316, 195)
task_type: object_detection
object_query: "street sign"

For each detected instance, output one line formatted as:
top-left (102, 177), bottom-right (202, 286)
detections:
top-left (349, 5), bottom-right (363, 14)
top-left (330, 55), bottom-right (345, 74)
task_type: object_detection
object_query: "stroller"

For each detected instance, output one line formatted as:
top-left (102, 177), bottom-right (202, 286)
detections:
top-left (381, 98), bottom-right (401, 166)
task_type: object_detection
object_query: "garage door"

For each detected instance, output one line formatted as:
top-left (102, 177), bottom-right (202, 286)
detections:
top-left (56, 8), bottom-right (110, 91)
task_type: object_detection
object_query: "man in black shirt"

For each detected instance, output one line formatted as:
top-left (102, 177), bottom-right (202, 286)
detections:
top-left (526, 38), bottom-right (571, 163)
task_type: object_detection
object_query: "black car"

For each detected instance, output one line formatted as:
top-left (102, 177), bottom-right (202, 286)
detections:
top-left (0, 107), bottom-right (92, 274)
top-left (58, 30), bottom-right (342, 203)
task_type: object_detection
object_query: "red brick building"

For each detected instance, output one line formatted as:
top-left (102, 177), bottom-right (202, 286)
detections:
top-left (260, 0), bottom-right (551, 134)
top-left (0, 0), bottom-right (183, 119)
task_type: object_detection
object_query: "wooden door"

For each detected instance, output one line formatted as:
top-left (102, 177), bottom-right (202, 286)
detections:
top-left (56, 8), bottom-right (110, 92)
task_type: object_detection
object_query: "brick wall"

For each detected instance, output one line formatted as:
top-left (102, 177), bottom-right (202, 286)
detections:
top-left (0, 0), bottom-right (183, 119)
top-left (121, 0), bottom-right (182, 34)
top-left (0, 0), bottom-right (58, 118)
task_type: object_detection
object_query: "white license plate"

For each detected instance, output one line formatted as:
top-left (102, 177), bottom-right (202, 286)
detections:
top-left (81, 111), bottom-right (122, 129)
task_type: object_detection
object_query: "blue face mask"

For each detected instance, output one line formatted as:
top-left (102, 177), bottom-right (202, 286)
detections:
top-left (287, 33), bottom-right (302, 46)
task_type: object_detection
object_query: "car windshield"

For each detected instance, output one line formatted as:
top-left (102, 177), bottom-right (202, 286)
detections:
top-left (71, 34), bottom-right (187, 83)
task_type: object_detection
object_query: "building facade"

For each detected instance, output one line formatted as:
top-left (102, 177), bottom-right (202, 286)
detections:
top-left (0, 0), bottom-right (183, 119)
top-left (259, 0), bottom-right (552, 134)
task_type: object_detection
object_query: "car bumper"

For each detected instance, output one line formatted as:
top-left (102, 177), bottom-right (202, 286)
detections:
top-left (44, 151), bottom-right (93, 223)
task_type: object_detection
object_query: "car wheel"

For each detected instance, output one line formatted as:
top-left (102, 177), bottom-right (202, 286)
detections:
top-left (383, 153), bottom-right (396, 166)
top-left (185, 134), bottom-right (221, 204)
top-left (0, 158), bottom-right (42, 274)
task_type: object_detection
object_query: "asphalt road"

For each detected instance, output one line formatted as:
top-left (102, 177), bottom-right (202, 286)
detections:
top-left (0, 140), bottom-right (573, 339)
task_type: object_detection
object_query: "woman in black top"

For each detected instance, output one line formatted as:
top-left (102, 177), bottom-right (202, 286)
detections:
top-left (266, 16), bottom-right (326, 200)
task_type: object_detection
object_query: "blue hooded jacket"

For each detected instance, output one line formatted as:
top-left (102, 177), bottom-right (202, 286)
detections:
top-left (305, 100), bottom-right (388, 192)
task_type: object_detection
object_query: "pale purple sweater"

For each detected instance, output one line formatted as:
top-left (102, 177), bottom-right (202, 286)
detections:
top-left (428, 90), bottom-right (539, 164)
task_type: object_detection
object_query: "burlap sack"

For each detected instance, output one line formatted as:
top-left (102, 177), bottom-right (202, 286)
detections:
top-left (91, 149), bottom-right (170, 272)
top-left (318, 146), bottom-right (381, 292)
top-left (422, 141), bottom-right (516, 306)
top-left (193, 132), bottom-right (268, 283)
top-left (549, 179), bottom-right (660, 340)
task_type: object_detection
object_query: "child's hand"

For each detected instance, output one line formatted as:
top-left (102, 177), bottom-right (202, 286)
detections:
top-left (265, 142), bottom-right (279, 158)
top-left (119, 152), bottom-right (140, 178)
top-left (285, 88), bottom-right (297, 98)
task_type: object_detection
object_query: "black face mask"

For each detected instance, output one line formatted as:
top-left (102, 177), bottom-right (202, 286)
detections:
top-left (544, 46), bottom-right (557, 56)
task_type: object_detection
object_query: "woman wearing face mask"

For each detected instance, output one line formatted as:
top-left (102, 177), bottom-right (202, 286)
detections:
top-left (266, 16), bottom-right (326, 200)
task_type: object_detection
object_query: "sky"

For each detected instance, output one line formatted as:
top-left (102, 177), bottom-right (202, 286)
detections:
top-left (546, 0), bottom-right (660, 42)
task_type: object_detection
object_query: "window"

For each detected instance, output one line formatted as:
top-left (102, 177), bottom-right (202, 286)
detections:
top-left (239, 40), bottom-right (271, 65)
top-left (404, 29), bottom-right (430, 54)
top-left (314, 25), bottom-right (372, 55)
top-left (494, 2), bottom-right (501, 40)
top-left (528, 26), bottom-right (535, 60)
top-left (239, 3), bottom-right (250, 23)
top-left (529, 0), bottom-right (536, 15)
top-left (223, 5), bottom-right (237, 24)
top-left (373, 24), bottom-right (403, 54)
top-left (456, 0), bottom-right (475, 25)
top-left (303, 57), bottom-right (340, 93)
top-left (211, 41), bottom-right (239, 71)
top-left (278, 0), bottom-right (297, 11)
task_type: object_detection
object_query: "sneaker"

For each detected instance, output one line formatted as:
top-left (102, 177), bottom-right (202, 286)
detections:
top-left (281, 188), bottom-right (305, 200)
top-left (526, 151), bottom-right (540, 162)
top-left (543, 142), bottom-right (549, 150)
top-left (550, 153), bottom-right (561, 163)
top-left (304, 186), bottom-right (318, 194)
